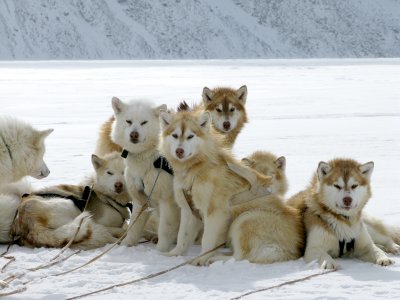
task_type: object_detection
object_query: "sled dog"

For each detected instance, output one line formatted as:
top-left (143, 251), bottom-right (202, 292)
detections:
top-left (159, 110), bottom-right (271, 265)
top-left (110, 98), bottom-right (180, 252)
top-left (0, 116), bottom-right (53, 191)
top-left (13, 152), bottom-right (131, 249)
top-left (178, 85), bottom-right (248, 148)
top-left (210, 151), bottom-right (303, 264)
top-left (287, 158), bottom-right (394, 269)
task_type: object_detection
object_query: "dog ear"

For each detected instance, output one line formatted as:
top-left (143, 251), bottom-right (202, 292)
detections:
top-left (241, 157), bottom-right (255, 168)
top-left (159, 111), bottom-right (172, 129)
top-left (317, 161), bottom-right (331, 181)
top-left (275, 156), bottom-right (286, 171)
top-left (236, 85), bottom-right (247, 104)
top-left (33, 128), bottom-right (54, 146)
top-left (154, 104), bottom-right (167, 117)
top-left (202, 87), bottom-right (214, 104)
top-left (359, 161), bottom-right (374, 180)
top-left (91, 154), bottom-right (105, 170)
top-left (111, 97), bottom-right (125, 114)
top-left (198, 112), bottom-right (211, 130)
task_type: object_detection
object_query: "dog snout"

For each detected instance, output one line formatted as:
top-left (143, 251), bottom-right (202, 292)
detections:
top-left (223, 121), bottom-right (231, 131)
top-left (130, 131), bottom-right (139, 143)
top-left (343, 197), bottom-right (352, 206)
top-left (176, 148), bottom-right (185, 159)
top-left (114, 181), bottom-right (123, 193)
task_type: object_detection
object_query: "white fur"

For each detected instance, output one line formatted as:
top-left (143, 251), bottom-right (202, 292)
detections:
top-left (112, 99), bottom-right (180, 252)
top-left (0, 116), bottom-right (53, 191)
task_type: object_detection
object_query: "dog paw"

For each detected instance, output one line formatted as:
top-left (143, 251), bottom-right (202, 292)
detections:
top-left (320, 258), bottom-right (338, 270)
top-left (120, 238), bottom-right (137, 247)
top-left (165, 247), bottom-right (184, 257)
top-left (190, 256), bottom-right (211, 266)
top-left (156, 243), bottom-right (171, 253)
top-left (376, 256), bottom-right (395, 266)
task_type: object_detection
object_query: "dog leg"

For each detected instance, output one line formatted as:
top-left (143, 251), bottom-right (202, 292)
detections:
top-left (120, 207), bottom-right (151, 246)
top-left (156, 201), bottom-right (180, 252)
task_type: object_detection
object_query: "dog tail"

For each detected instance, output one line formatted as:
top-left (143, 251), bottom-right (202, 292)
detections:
top-left (364, 215), bottom-right (400, 253)
top-left (16, 203), bottom-right (116, 249)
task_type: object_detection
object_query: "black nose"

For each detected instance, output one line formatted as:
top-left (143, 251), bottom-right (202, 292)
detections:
top-left (223, 121), bottom-right (231, 130)
top-left (114, 182), bottom-right (123, 193)
top-left (343, 197), bottom-right (352, 206)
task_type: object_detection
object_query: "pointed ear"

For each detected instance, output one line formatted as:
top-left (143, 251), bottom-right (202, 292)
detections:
top-left (160, 111), bottom-right (172, 129)
top-left (202, 87), bottom-right (214, 104)
top-left (33, 128), bottom-right (54, 146)
top-left (91, 154), bottom-right (105, 170)
top-left (198, 112), bottom-right (211, 130)
top-left (317, 161), bottom-right (331, 181)
top-left (359, 161), bottom-right (374, 180)
top-left (111, 97), bottom-right (125, 114)
top-left (241, 157), bottom-right (255, 168)
top-left (40, 128), bottom-right (54, 139)
top-left (275, 156), bottom-right (286, 171)
top-left (154, 104), bottom-right (167, 117)
top-left (236, 85), bottom-right (247, 104)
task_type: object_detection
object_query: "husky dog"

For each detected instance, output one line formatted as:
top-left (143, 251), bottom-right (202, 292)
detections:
top-left (287, 159), bottom-right (394, 269)
top-left (159, 110), bottom-right (271, 265)
top-left (110, 98), bottom-right (180, 252)
top-left (241, 151), bottom-right (288, 196)
top-left (209, 151), bottom-right (303, 264)
top-left (178, 86), bottom-right (248, 148)
top-left (0, 116), bottom-right (53, 191)
top-left (13, 152), bottom-right (131, 249)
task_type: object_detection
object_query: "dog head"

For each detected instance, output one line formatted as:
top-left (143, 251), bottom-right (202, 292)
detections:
top-left (26, 128), bottom-right (53, 180)
top-left (111, 97), bottom-right (166, 153)
top-left (316, 158), bottom-right (374, 217)
top-left (91, 152), bottom-right (126, 196)
top-left (160, 110), bottom-right (212, 164)
top-left (202, 85), bottom-right (247, 133)
top-left (242, 151), bottom-right (288, 196)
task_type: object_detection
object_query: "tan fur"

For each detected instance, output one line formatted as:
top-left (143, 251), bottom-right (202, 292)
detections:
top-left (210, 152), bottom-right (303, 264)
top-left (160, 110), bottom-right (271, 265)
top-left (287, 158), bottom-right (394, 269)
top-left (363, 215), bottom-right (400, 254)
top-left (94, 116), bottom-right (122, 156)
top-left (13, 152), bottom-right (131, 249)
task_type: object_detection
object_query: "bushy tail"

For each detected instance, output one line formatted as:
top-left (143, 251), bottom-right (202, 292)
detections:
top-left (17, 211), bottom-right (117, 249)
top-left (364, 215), bottom-right (400, 254)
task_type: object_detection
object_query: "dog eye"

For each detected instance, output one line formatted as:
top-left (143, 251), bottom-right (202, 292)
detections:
top-left (333, 184), bottom-right (342, 190)
top-left (107, 171), bottom-right (114, 175)
top-left (230, 107), bottom-right (235, 112)
top-left (351, 184), bottom-right (358, 189)
top-left (126, 120), bottom-right (132, 125)
top-left (216, 108), bottom-right (222, 113)
top-left (140, 121), bottom-right (148, 126)
top-left (187, 134), bottom-right (194, 140)
top-left (172, 134), bottom-right (178, 139)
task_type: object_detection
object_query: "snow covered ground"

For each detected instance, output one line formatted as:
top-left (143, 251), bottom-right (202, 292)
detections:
top-left (1, 59), bottom-right (400, 299)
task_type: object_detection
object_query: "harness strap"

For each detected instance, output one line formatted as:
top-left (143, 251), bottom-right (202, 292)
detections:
top-left (339, 238), bottom-right (355, 257)
top-left (182, 189), bottom-right (201, 219)
top-left (0, 134), bottom-right (13, 161)
top-left (153, 156), bottom-right (174, 175)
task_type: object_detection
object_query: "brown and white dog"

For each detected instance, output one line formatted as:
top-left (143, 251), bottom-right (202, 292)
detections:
top-left (159, 109), bottom-right (271, 265)
top-left (287, 158), bottom-right (394, 269)
top-left (13, 152), bottom-right (131, 249)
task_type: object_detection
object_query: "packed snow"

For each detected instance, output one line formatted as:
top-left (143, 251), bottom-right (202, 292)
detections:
top-left (1, 59), bottom-right (400, 299)
top-left (1, 0), bottom-right (400, 60)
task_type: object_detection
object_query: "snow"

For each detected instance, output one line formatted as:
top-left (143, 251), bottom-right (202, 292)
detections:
top-left (1, 59), bottom-right (400, 299)
top-left (1, 0), bottom-right (400, 59)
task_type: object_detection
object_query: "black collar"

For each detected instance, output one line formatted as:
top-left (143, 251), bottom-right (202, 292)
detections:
top-left (121, 149), bottom-right (174, 176)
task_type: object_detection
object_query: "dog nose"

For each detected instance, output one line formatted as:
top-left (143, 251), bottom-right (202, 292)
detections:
top-left (176, 148), bottom-right (184, 159)
top-left (223, 121), bottom-right (231, 130)
top-left (130, 131), bottom-right (139, 142)
top-left (114, 182), bottom-right (123, 192)
top-left (343, 197), bottom-right (352, 206)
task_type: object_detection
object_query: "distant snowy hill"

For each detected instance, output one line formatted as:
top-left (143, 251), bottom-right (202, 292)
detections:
top-left (1, 0), bottom-right (400, 60)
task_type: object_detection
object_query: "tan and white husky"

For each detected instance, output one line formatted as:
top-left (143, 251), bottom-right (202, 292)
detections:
top-left (110, 97), bottom-right (180, 252)
top-left (287, 158), bottom-right (394, 269)
top-left (210, 151), bottom-right (304, 264)
top-left (13, 152), bottom-right (131, 249)
top-left (178, 86), bottom-right (248, 148)
top-left (159, 110), bottom-right (271, 265)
